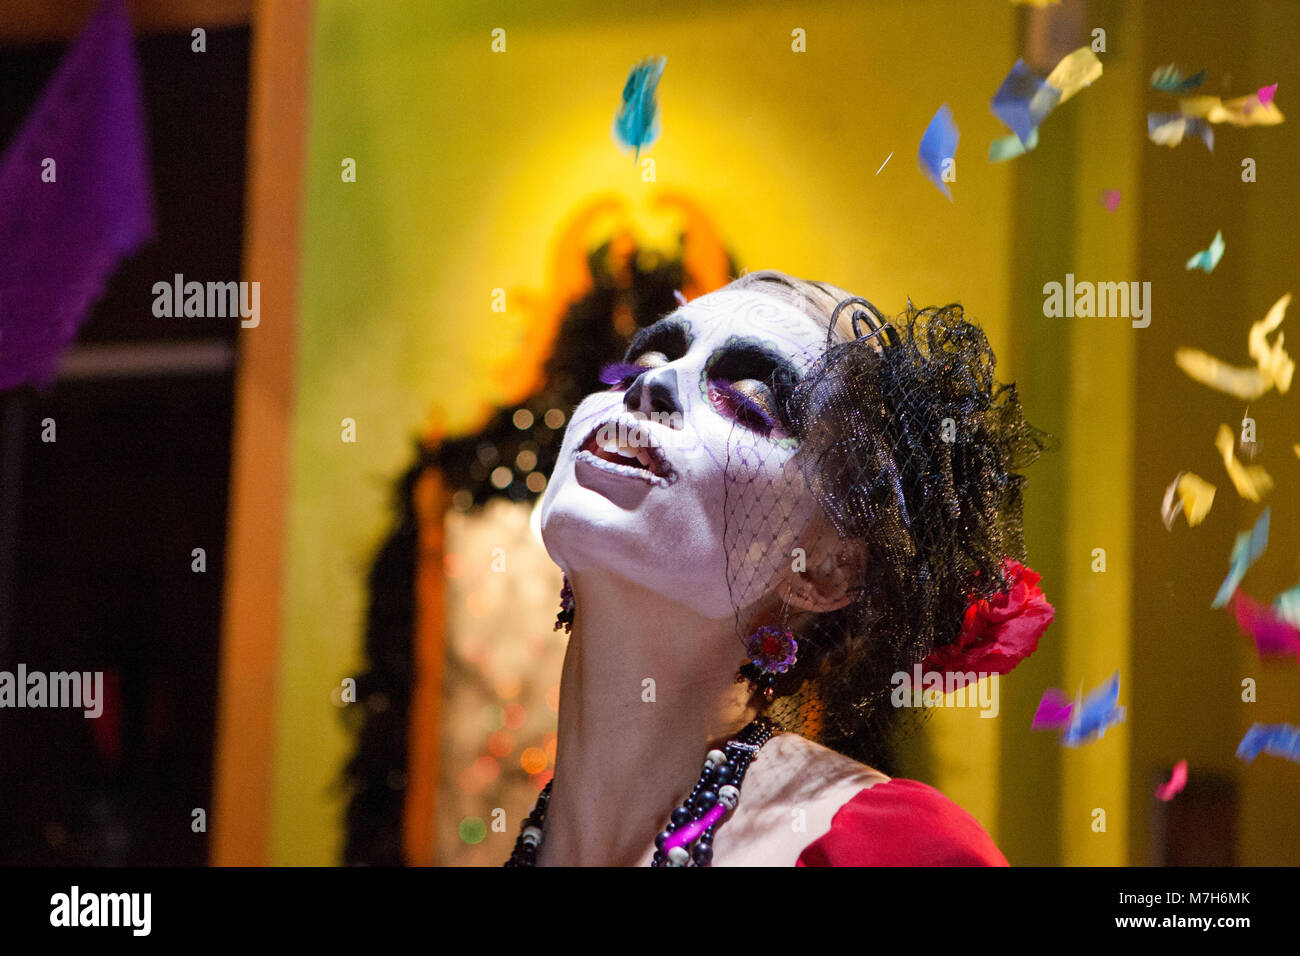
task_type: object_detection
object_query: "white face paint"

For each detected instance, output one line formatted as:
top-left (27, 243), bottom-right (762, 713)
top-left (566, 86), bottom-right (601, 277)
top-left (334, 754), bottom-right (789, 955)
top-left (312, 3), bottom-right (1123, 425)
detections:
top-left (539, 288), bottom-right (832, 620)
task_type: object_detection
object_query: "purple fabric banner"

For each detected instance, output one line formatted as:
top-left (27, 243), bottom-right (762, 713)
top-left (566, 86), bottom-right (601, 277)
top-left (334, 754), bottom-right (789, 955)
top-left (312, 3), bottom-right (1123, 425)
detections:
top-left (0, 0), bottom-right (155, 390)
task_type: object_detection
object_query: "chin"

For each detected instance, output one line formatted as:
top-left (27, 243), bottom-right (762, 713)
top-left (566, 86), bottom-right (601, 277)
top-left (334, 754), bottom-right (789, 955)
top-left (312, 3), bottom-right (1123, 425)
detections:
top-left (539, 469), bottom-right (738, 621)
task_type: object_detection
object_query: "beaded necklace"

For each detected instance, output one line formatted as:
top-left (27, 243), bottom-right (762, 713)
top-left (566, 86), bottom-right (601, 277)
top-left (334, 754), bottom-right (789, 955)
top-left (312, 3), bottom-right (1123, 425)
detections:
top-left (505, 716), bottom-right (777, 866)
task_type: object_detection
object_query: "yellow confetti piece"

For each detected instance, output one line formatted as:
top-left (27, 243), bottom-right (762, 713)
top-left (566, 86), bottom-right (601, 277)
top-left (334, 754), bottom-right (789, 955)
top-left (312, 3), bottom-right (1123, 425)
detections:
top-left (1247, 293), bottom-right (1294, 394)
top-left (1177, 472), bottom-right (1216, 527)
top-left (1046, 48), bottom-right (1104, 105)
top-left (1215, 424), bottom-right (1274, 501)
top-left (1178, 93), bottom-right (1285, 126)
top-left (1174, 349), bottom-right (1270, 399)
top-left (1011, 0), bottom-right (1061, 5)
top-left (1175, 292), bottom-right (1293, 399)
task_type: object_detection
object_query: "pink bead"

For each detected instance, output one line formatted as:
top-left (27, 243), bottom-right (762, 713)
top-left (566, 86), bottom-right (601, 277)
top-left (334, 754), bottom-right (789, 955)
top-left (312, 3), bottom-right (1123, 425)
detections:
top-left (661, 803), bottom-right (727, 855)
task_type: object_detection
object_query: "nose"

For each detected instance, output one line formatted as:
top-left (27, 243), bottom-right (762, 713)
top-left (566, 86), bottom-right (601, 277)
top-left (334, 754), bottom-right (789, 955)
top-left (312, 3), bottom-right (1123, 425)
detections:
top-left (624, 366), bottom-right (683, 426)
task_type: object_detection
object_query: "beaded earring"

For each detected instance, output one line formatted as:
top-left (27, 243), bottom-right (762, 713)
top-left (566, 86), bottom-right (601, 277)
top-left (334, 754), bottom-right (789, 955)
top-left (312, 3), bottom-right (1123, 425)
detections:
top-left (554, 575), bottom-right (575, 633)
top-left (737, 618), bottom-right (799, 702)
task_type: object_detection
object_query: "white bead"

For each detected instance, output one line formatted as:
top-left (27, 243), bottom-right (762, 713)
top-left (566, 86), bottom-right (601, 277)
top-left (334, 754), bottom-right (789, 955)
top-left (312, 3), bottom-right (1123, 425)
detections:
top-left (667, 846), bottom-right (690, 866)
top-left (717, 785), bottom-right (740, 810)
top-left (705, 749), bottom-right (727, 768)
top-left (521, 825), bottom-right (543, 847)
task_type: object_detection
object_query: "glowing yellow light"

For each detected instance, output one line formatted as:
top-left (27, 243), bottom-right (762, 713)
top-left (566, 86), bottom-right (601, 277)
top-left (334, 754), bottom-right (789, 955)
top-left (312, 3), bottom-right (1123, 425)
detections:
top-left (513, 408), bottom-right (535, 430)
top-left (526, 472), bottom-right (547, 493)
top-left (545, 409), bottom-right (565, 429)
top-left (521, 747), bottom-right (548, 774)
top-left (516, 449), bottom-right (538, 471)
top-left (490, 466), bottom-right (513, 489)
top-left (496, 676), bottom-right (522, 701)
top-left (545, 685), bottom-right (561, 710)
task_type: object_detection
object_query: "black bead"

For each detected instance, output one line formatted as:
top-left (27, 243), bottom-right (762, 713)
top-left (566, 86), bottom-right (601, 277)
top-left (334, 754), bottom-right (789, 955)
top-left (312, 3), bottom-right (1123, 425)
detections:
top-left (692, 843), bottom-right (713, 866)
top-left (671, 807), bottom-right (690, 826)
top-left (697, 790), bottom-right (718, 810)
top-left (655, 828), bottom-right (672, 849)
top-left (714, 764), bottom-right (733, 784)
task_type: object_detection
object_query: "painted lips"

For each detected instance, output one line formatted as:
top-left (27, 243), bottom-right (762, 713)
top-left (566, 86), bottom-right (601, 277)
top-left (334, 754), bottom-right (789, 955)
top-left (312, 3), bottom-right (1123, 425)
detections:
top-left (575, 416), bottom-right (677, 486)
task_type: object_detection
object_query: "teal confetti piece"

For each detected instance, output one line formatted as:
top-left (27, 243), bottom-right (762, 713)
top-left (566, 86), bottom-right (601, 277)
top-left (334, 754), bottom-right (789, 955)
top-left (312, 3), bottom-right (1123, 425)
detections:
top-left (989, 127), bottom-right (1039, 162)
top-left (1212, 507), bottom-right (1269, 608)
top-left (612, 56), bottom-right (666, 161)
top-left (1186, 230), bottom-right (1225, 273)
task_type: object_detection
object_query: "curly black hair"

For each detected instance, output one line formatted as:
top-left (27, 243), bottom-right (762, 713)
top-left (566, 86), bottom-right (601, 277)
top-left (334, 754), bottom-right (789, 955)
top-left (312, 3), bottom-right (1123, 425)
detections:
top-left (724, 271), bottom-right (1054, 769)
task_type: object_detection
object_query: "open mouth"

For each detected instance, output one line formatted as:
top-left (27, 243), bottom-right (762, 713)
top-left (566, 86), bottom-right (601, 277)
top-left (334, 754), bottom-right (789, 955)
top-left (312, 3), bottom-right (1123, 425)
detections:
top-left (574, 418), bottom-right (677, 486)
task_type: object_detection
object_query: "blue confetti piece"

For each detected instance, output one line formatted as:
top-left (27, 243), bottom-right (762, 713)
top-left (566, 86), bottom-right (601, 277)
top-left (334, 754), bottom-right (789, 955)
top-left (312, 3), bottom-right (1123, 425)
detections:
top-left (1236, 723), bottom-right (1300, 764)
top-left (1212, 507), bottom-right (1268, 608)
top-left (1186, 230), bottom-right (1226, 273)
top-left (612, 56), bottom-right (666, 161)
top-left (991, 59), bottom-right (1060, 145)
top-left (1060, 672), bottom-right (1126, 747)
top-left (918, 104), bottom-right (960, 201)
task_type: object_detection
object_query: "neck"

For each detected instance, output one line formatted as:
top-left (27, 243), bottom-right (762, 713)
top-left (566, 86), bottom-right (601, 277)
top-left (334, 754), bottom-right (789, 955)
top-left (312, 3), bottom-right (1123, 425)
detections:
top-left (535, 567), bottom-right (759, 866)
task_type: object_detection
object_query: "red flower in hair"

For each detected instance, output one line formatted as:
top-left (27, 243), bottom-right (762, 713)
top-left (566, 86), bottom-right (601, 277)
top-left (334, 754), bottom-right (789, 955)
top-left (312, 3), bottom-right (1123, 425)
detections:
top-left (923, 558), bottom-right (1055, 677)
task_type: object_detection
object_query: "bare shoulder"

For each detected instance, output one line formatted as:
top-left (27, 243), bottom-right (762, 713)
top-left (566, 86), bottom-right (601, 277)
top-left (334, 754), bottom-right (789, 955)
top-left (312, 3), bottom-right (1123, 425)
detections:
top-left (711, 732), bottom-right (890, 866)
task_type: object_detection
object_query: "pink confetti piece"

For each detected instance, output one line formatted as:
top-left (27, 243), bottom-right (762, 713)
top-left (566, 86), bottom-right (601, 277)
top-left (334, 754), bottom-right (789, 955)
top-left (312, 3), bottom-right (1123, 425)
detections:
top-left (1258, 83), bottom-right (1278, 106)
top-left (1155, 760), bottom-right (1188, 801)
top-left (1100, 189), bottom-right (1121, 212)
top-left (1031, 688), bottom-right (1074, 730)
top-left (1230, 589), bottom-right (1300, 660)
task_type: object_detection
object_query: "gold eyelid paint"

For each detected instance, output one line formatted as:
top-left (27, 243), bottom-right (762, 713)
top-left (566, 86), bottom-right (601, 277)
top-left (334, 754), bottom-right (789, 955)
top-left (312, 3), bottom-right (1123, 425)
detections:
top-left (636, 350), bottom-right (669, 368)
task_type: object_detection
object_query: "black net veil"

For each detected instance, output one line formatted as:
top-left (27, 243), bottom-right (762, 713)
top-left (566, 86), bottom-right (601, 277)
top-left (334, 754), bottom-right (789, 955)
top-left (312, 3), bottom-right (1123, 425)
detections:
top-left (719, 270), bottom-right (1053, 772)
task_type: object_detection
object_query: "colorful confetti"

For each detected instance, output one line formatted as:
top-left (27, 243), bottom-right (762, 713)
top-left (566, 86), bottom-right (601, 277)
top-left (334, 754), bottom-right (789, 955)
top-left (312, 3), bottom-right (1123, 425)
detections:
top-left (1214, 424), bottom-right (1274, 501)
top-left (1211, 507), bottom-right (1270, 608)
top-left (1148, 112), bottom-right (1214, 150)
top-left (1230, 589), bottom-right (1300, 660)
top-left (1179, 92), bottom-right (1284, 126)
top-left (1161, 471), bottom-right (1216, 529)
top-left (1151, 64), bottom-right (1207, 94)
top-left (1236, 723), bottom-right (1300, 765)
top-left (991, 59), bottom-right (1059, 144)
top-left (918, 103), bottom-right (960, 201)
top-left (1257, 83), bottom-right (1278, 105)
top-left (1060, 672), bottom-right (1126, 747)
top-left (989, 127), bottom-right (1038, 162)
top-left (1175, 295), bottom-right (1294, 400)
top-left (1045, 48), bottom-right (1104, 104)
top-left (612, 56), bottom-right (666, 160)
top-left (1031, 688), bottom-right (1074, 730)
top-left (1155, 760), bottom-right (1188, 801)
top-left (1185, 230), bottom-right (1226, 273)
top-left (875, 151), bottom-right (894, 176)
top-left (1275, 582), bottom-right (1300, 629)
top-left (1100, 189), bottom-right (1121, 212)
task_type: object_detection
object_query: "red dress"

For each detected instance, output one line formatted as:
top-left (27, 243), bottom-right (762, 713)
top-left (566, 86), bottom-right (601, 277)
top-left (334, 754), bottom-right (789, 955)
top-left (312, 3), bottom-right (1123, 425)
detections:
top-left (795, 778), bottom-right (1008, 866)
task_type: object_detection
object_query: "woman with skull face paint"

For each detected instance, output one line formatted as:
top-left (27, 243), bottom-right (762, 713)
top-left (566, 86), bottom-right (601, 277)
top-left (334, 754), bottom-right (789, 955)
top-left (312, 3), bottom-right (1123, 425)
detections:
top-left (513, 269), bottom-right (1054, 866)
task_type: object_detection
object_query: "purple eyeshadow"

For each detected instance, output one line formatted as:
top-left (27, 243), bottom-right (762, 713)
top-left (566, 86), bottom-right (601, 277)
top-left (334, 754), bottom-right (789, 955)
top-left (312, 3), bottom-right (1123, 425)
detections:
top-left (598, 361), bottom-right (647, 386)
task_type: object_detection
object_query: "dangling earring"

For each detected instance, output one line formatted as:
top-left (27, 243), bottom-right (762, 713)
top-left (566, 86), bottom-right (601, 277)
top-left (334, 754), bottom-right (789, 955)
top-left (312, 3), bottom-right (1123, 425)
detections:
top-left (554, 575), bottom-right (575, 633)
top-left (737, 615), bottom-right (798, 702)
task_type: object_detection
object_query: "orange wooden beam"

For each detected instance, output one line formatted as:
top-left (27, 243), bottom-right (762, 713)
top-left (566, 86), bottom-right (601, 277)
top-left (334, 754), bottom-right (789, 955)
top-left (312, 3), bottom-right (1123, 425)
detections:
top-left (406, 470), bottom-right (451, 866)
top-left (211, 0), bottom-right (313, 866)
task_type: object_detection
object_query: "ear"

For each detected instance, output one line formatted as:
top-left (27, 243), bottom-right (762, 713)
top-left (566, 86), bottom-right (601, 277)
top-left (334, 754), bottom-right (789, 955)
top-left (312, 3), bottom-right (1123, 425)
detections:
top-left (782, 528), bottom-right (866, 614)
